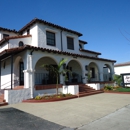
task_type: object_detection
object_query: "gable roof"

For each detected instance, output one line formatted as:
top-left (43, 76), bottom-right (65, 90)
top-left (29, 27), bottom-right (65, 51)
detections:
top-left (79, 49), bottom-right (101, 55)
top-left (0, 27), bottom-right (18, 33)
top-left (0, 45), bottom-right (116, 63)
top-left (18, 18), bottom-right (82, 36)
top-left (0, 35), bottom-right (31, 46)
top-left (114, 61), bottom-right (130, 67)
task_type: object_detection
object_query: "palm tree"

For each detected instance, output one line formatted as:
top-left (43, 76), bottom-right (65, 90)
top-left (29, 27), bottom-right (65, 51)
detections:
top-left (41, 58), bottom-right (69, 95)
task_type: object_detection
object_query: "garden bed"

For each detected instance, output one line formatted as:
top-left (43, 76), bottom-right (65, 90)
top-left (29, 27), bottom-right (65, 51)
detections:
top-left (23, 94), bottom-right (78, 103)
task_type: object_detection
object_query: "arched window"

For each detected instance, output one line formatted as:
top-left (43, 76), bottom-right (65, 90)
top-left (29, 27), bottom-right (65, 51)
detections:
top-left (19, 41), bottom-right (24, 47)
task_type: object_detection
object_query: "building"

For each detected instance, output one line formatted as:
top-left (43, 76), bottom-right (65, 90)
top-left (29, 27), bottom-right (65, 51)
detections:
top-left (114, 61), bottom-right (130, 75)
top-left (0, 18), bottom-right (116, 103)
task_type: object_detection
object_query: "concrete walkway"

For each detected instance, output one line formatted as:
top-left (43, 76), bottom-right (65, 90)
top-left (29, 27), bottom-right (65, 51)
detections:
top-left (1, 93), bottom-right (130, 129)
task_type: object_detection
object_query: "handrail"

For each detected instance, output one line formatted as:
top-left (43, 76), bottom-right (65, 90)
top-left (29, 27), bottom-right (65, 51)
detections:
top-left (0, 80), bottom-right (19, 89)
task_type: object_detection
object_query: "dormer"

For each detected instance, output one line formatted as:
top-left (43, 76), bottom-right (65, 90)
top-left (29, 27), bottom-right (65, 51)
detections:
top-left (79, 40), bottom-right (87, 49)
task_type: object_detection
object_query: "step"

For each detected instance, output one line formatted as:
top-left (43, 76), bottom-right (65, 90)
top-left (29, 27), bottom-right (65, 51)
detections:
top-left (0, 102), bottom-right (8, 107)
top-left (79, 91), bottom-right (104, 97)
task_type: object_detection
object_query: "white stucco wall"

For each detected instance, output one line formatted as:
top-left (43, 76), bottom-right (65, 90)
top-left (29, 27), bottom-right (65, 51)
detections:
top-left (9, 37), bottom-right (32, 48)
top-left (0, 42), bottom-right (8, 52)
top-left (23, 23), bottom-right (38, 47)
top-left (34, 88), bottom-right (62, 97)
top-left (4, 88), bottom-right (31, 104)
top-left (0, 31), bottom-right (17, 41)
top-left (114, 65), bottom-right (130, 75)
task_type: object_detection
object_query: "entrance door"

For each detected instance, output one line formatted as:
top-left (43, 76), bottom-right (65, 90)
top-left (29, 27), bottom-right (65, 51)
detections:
top-left (19, 62), bottom-right (24, 85)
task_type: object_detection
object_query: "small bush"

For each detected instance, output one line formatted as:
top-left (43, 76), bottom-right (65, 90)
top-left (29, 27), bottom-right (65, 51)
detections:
top-left (104, 84), bottom-right (113, 91)
top-left (35, 96), bottom-right (41, 100)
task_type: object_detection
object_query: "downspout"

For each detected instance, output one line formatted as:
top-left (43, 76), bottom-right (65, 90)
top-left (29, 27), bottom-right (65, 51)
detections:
top-left (61, 30), bottom-right (63, 51)
top-left (11, 54), bottom-right (14, 90)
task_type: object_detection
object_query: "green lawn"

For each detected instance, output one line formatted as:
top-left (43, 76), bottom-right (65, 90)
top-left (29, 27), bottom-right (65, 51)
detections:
top-left (116, 87), bottom-right (130, 92)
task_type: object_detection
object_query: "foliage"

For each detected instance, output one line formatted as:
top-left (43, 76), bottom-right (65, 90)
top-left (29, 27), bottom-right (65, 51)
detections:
top-left (104, 84), bottom-right (113, 91)
top-left (34, 93), bottom-right (73, 100)
top-left (41, 58), bottom-right (69, 95)
top-left (35, 95), bottom-right (41, 100)
top-left (116, 87), bottom-right (130, 92)
top-left (113, 74), bottom-right (122, 86)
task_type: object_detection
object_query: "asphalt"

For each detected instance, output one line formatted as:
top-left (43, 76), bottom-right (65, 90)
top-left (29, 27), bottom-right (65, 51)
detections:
top-left (0, 93), bottom-right (130, 130)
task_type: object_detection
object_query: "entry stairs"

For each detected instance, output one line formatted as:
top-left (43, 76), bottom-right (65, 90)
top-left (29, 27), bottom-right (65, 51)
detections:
top-left (78, 84), bottom-right (104, 97)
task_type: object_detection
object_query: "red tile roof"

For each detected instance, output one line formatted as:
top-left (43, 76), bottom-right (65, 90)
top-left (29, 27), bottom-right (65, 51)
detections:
top-left (79, 40), bottom-right (87, 44)
top-left (19, 18), bottom-right (82, 36)
top-left (0, 27), bottom-right (18, 33)
top-left (0, 45), bottom-right (116, 63)
top-left (0, 35), bottom-right (32, 46)
top-left (114, 61), bottom-right (130, 67)
top-left (79, 49), bottom-right (101, 55)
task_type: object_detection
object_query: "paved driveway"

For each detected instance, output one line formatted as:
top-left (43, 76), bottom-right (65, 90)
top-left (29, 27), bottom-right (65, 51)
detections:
top-left (1, 93), bottom-right (130, 129)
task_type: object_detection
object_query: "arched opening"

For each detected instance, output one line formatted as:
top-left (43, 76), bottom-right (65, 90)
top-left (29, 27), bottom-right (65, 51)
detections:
top-left (19, 41), bottom-right (24, 47)
top-left (35, 57), bottom-right (58, 85)
top-left (14, 56), bottom-right (24, 86)
top-left (67, 60), bottom-right (82, 83)
top-left (88, 62), bottom-right (99, 82)
top-left (103, 64), bottom-right (112, 81)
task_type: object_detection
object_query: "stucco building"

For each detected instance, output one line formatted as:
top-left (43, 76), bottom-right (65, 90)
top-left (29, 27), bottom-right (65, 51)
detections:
top-left (0, 18), bottom-right (116, 103)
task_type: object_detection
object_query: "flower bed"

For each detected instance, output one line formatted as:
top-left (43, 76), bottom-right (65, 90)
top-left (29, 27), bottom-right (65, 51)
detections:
top-left (23, 94), bottom-right (78, 103)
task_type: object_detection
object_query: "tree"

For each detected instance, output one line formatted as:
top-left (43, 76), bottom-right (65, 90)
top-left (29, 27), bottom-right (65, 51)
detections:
top-left (113, 74), bottom-right (122, 86)
top-left (41, 58), bottom-right (69, 95)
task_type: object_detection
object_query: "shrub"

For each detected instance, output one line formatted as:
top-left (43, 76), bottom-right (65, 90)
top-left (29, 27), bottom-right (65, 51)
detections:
top-left (35, 96), bottom-right (41, 100)
top-left (104, 84), bottom-right (113, 91)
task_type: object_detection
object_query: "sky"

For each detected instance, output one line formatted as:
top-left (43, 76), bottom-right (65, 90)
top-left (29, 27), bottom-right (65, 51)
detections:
top-left (0, 0), bottom-right (130, 64)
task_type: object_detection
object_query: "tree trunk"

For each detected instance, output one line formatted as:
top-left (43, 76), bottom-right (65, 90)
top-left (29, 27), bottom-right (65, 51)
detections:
top-left (56, 75), bottom-right (58, 95)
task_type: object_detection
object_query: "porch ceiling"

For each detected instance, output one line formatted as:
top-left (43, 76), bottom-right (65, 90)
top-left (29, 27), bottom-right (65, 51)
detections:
top-left (0, 45), bottom-right (116, 63)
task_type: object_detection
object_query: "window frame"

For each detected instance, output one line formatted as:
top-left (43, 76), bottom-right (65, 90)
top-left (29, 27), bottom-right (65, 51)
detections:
top-left (3, 34), bottom-right (9, 38)
top-left (67, 37), bottom-right (74, 50)
top-left (46, 31), bottom-right (56, 46)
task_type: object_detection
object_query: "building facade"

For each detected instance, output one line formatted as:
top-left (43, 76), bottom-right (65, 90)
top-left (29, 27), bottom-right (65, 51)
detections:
top-left (0, 18), bottom-right (116, 97)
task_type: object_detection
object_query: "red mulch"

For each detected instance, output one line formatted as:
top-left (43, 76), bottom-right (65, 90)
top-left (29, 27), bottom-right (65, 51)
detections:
top-left (22, 95), bottom-right (78, 103)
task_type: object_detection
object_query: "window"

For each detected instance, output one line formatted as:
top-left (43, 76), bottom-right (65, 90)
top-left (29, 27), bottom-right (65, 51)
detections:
top-left (3, 34), bottom-right (9, 38)
top-left (19, 41), bottom-right (24, 47)
top-left (27, 29), bottom-right (30, 35)
top-left (67, 37), bottom-right (74, 50)
top-left (46, 31), bottom-right (55, 46)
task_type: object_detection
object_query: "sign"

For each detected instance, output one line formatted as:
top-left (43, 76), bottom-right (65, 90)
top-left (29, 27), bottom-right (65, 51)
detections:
top-left (124, 75), bottom-right (130, 83)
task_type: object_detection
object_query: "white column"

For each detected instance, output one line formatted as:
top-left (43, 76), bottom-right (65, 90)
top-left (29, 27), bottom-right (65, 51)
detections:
top-left (99, 72), bottom-right (104, 81)
top-left (82, 70), bottom-right (87, 83)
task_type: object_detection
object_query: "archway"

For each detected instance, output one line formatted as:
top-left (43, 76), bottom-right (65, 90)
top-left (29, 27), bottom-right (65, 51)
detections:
top-left (67, 60), bottom-right (82, 83)
top-left (14, 56), bottom-right (24, 86)
top-left (35, 57), bottom-right (58, 85)
top-left (88, 62), bottom-right (99, 82)
top-left (103, 64), bottom-right (112, 81)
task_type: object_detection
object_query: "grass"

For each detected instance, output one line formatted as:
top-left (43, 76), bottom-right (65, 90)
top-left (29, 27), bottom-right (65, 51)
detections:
top-left (115, 87), bottom-right (130, 92)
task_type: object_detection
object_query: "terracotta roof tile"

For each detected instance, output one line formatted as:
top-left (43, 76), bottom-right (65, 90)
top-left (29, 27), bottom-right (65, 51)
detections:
top-left (19, 18), bottom-right (82, 36)
top-left (79, 49), bottom-right (101, 55)
top-left (0, 27), bottom-right (18, 33)
top-left (114, 61), bottom-right (130, 67)
top-left (0, 45), bottom-right (116, 63)
top-left (0, 35), bottom-right (31, 45)
top-left (79, 40), bottom-right (87, 44)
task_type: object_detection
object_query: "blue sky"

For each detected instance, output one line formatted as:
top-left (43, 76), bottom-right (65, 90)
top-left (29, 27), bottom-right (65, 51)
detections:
top-left (0, 0), bottom-right (130, 63)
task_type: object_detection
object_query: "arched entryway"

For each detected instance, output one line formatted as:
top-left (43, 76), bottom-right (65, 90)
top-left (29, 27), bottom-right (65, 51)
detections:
top-left (103, 64), bottom-right (112, 81)
top-left (35, 57), bottom-right (58, 85)
top-left (14, 56), bottom-right (24, 86)
top-left (88, 62), bottom-right (99, 82)
top-left (67, 60), bottom-right (82, 83)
